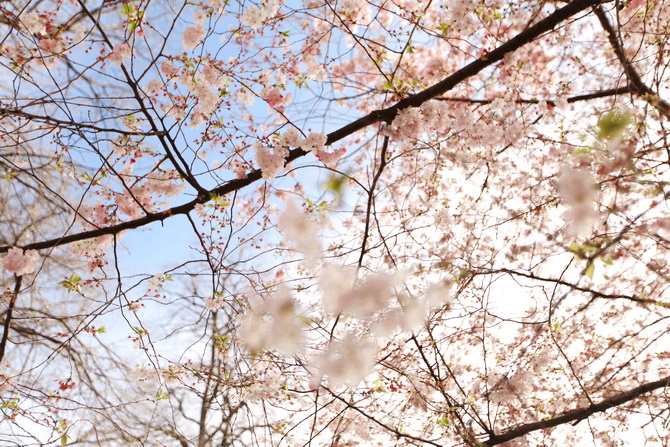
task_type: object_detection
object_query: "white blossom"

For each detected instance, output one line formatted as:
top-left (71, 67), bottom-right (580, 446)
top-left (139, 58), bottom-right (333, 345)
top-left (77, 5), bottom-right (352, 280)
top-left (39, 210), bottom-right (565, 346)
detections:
top-left (300, 132), bottom-right (327, 152)
top-left (255, 142), bottom-right (288, 181)
top-left (278, 201), bottom-right (321, 263)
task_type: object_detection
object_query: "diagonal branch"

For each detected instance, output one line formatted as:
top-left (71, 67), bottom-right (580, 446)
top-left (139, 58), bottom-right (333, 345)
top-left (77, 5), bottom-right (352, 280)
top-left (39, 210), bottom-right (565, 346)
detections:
top-left (0, 0), bottom-right (606, 254)
top-left (326, 0), bottom-right (606, 143)
top-left (483, 374), bottom-right (670, 445)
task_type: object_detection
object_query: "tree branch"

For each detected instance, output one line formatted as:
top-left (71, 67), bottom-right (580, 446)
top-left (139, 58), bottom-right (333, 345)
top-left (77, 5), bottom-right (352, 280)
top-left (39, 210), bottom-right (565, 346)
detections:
top-left (0, 0), bottom-right (605, 254)
top-left (483, 374), bottom-right (670, 445)
top-left (594, 5), bottom-right (670, 119)
top-left (0, 275), bottom-right (22, 364)
top-left (435, 85), bottom-right (633, 105)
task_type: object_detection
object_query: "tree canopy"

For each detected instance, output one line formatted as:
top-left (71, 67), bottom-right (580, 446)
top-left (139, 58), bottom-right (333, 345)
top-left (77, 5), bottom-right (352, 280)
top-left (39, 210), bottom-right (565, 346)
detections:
top-left (1, 0), bottom-right (670, 445)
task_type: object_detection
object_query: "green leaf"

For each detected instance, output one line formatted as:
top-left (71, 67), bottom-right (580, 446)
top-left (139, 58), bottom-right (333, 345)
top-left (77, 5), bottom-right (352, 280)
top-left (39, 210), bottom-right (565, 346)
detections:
top-left (597, 110), bottom-right (632, 141)
top-left (584, 262), bottom-right (595, 279)
top-left (0, 398), bottom-right (18, 409)
top-left (323, 174), bottom-right (347, 196)
top-left (154, 388), bottom-right (170, 400)
top-left (436, 413), bottom-right (450, 427)
top-left (209, 192), bottom-right (229, 207)
top-left (59, 274), bottom-right (82, 294)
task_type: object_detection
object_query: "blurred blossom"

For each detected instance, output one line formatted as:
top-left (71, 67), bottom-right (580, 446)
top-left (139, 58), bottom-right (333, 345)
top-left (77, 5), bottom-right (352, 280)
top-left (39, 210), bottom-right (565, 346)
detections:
top-left (238, 287), bottom-right (304, 355)
top-left (557, 165), bottom-right (597, 236)
top-left (311, 334), bottom-right (376, 388)
top-left (278, 201), bottom-right (321, 264)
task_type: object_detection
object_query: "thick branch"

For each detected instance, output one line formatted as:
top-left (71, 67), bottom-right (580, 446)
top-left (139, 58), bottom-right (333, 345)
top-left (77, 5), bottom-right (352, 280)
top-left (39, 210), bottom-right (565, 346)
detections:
top-left (483, 374), bottom-right (670, 445)
top-left (0, 0), bottom-right (604, 254)
top-left (326, 0), bottom-right (605, 144)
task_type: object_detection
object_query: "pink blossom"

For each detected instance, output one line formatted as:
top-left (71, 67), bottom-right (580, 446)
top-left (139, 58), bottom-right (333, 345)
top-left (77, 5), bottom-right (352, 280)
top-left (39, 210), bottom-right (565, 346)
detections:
top-left (321, 267), bottom-right (399, 318)
top-left (315, 147), bottom-right (345, 165)
top-left (300, 132), bottom-right (327, 152)
top-left (278, 127), bottom-right (302, 148)
top-left (22, 11), bottom-right (46, 36)
top-left (182, 25), bottom-right (205, 50)
top-left (236, 88), bottom-right (255, 106)
top-left (144, 79), bottom-right (163, 95)
top-left (130, 365), bottom-right (154, 383)
top-left (311, 335), bottom-right (376, 388)
top-left (305, 59), bottom-right (327, 81)
top-left (557, 165), bottom-right (597, 236)
top-left (160, 60), bottom-right (179, 78)
top-left (204, 294), bottom-right (226, 310)
top-left (238, 287), bottom-right (304, 355)
top-left (385, 107), bottom-right (425, 141)
top-left (241, 5), bottom-right (264, 30)
top-left (108, 43), bottom-right (132, 66)
top-left (254, 142), bottom-right (288, 181)
top-left (278, 201), bottom-right (321, 264)
top-left (262, 88), bottom-right (285, 109)
top-left (1, 247), bottom-right (40, 276)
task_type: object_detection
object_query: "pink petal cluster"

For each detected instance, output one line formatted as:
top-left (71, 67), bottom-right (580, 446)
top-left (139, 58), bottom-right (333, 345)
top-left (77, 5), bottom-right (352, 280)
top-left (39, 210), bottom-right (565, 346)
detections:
top-left (278, 201), bottom-right (321, 264)
top-left (182, 25), bottom-right (205, 50)
top-left (311, 334), bottom-right (376, 388)
top-left (300, 132), bottom-right (327, 152)
top-left (315, 147), bottom-right (345, 165)
top-left (108, 43), bottom-right (132, 66)
top-left (261, 88), bottom-right (291, 110)
top-left (254, 142), bottom-right (289, 181)
top-left (1, 247), bottom-right (40, 276)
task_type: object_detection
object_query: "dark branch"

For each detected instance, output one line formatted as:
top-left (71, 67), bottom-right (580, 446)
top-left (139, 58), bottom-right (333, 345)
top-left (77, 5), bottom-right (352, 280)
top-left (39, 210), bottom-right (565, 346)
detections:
top-left (484, 374), bottom-right (670, 445)
top-left (0, 0), bottom-right (605, 254)
top-left (0, 275), bottom-right (22, 364)
top-left (435, 85), bottom-right (633, 105)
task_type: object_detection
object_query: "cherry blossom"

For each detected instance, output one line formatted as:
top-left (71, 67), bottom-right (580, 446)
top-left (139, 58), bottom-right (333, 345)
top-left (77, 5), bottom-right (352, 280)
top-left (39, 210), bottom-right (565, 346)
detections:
top-left (0, 247), bottom-right (39, 276)
top-left (2, 0), bottom-right (670, 445)
top-left (254, 141), bottom-right (289, 181)
top-left (311, 334), bottom-right (376, 388)
top-left (108, 43), bottom-right (132, 66)
top-left (557, 165), bottom-right (597, 236)
top-left (300, 132), bottom-right (327, 152)
top-left (182, 25), bottom-right (206, 50)
top-left (238, 287), bottom-right (305, 355)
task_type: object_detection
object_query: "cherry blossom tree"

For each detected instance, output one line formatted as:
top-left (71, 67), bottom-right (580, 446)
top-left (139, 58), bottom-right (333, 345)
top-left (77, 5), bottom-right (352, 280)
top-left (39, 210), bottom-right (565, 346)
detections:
top-left (2, 0), bottom-right (670, 445)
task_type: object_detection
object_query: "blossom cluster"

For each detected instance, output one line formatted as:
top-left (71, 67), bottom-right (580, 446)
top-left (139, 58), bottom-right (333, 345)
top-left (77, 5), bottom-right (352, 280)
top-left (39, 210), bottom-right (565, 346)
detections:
top-left (255, 130), bottom-right (345, 180)
top-left (0, 247), bottom-right (40, 276)
top-left (240, 0), bottom-right (282, 30)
